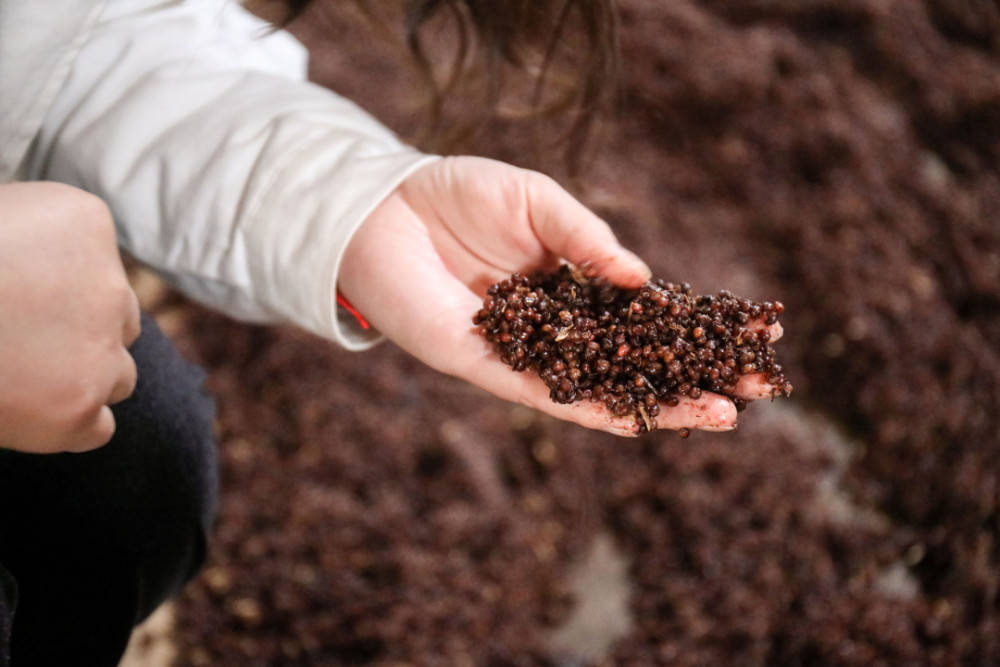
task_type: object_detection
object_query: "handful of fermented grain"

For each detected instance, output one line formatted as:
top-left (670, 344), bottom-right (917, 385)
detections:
top-left (473, 266), bottom-right (791, 434)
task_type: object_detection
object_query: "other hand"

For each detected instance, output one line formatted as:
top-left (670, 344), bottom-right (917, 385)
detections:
top-left (0, 182), bottom-right (140, 453)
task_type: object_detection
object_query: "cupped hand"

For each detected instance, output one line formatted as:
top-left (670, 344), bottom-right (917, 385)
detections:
top-left (0, 182), bottom-right (141, 453)
top-left (339, 156), bottom-right (783, 436)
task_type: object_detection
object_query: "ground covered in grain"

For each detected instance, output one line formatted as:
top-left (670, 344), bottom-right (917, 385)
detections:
top-left (166, 1), bottom-right (1000, 664)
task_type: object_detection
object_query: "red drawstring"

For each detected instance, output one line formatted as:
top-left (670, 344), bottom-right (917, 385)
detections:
top-left (336, 293), bottom-right (371, 330)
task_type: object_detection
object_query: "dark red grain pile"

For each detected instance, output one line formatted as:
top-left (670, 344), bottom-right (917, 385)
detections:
top-left (169, 0), bottom-right (1000, 664)
top-left (474, 268), bottom-right (789, 433)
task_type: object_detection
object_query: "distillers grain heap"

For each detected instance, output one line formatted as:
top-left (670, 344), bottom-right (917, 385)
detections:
top-left (474, 266), bottom-right (791, 433)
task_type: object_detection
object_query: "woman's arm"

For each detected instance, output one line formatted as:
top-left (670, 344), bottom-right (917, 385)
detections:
top-left (0, 182), bottom-right (140, 452)
top-left (23, 0), bottom-right (780, 434)
top-left (24, 0), bottom-right (433, 348)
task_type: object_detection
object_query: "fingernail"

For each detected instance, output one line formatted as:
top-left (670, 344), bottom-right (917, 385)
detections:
top-left (700, 423), bottom-right (737, 432)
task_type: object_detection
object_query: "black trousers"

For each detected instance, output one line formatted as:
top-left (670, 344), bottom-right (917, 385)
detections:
top-left (0, 313), bottom-right (218, 666)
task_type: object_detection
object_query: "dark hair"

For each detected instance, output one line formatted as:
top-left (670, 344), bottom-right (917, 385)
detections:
top-left (275, 0), bottom-right (619, 167)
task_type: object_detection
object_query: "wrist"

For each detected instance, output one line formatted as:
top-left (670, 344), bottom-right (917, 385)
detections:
top-left (336, 293), bottom-right (370, 330)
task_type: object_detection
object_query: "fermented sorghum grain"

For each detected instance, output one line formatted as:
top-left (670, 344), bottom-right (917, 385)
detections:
top-left (474, 266), bottom-right (791, 433)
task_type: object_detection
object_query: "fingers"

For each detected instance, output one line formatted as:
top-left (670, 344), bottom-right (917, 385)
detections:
top-left (62, 346), bottom-right (135, 453)
top-left (513, 378), bottom-right (641, 438)
top-left (456, 333), bottom-right (741, 437)
top-left (524, 172), bottom-right (651, 288)
top-left (769, 321), bottom-right (783, 342)
top-left (464, 315), bottom-right (785, 434)
top-left (734, 373), bottom-right (779, 400)
top-left (447, 330), bottom-right (637, 437)
top-left (732, 319), bottom-right (784, 400)
top-left (69, 405), bottom-right (117, 453)
top-left (55, 348), bottom-right (133, 454)
top-left (652, 394), bottom-right (738, 432)
top-left (107, 348), bottom-right (138, 405)
top-left (527, 314), bottom-right (784, 430)
top-left (106, 286), bottom-right (140, 405)
top-left (508, 377), bottom-right (738, 437)
top-left (743, 318), bottom-right (783, 343)
top-left (123, 287), bottom-right (141, 346)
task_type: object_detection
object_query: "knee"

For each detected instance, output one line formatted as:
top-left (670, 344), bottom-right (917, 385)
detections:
top-left (109, 314), bottom-right (218, 615)
top-left (111, 312), bottom-right (218, 533)
top-left (101, 317), bottom-right (217, 622)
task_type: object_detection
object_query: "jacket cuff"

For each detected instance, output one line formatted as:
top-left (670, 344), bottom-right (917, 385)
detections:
top-left (247, 144), bottom-right (439, 350)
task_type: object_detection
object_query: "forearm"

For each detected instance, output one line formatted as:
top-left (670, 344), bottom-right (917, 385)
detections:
top-left (23, 0), bottom-right (436, 348)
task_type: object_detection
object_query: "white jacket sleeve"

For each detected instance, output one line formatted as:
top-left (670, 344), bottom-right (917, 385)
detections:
top-left (23, 0), bottom-right (438, 350)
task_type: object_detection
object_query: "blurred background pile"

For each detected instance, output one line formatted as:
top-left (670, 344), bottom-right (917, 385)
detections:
top-left (132, 0), bottom-right (999, 664)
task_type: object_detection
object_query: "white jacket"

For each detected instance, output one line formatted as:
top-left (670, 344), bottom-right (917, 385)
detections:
top-left (0, 0), bottom-right (438, 349)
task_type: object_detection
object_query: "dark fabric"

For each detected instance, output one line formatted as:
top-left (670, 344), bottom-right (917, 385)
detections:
top-left (0, 563), bottom-right (14, 667)
top-left (0, 313), bottom-right (217, 667)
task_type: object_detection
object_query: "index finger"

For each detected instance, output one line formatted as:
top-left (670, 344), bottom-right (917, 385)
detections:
top-left (523, 172), bottom-right (651, 288)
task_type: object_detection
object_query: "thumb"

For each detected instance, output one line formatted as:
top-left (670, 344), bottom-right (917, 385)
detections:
top-left (523, 171), bottom-right (652, 287)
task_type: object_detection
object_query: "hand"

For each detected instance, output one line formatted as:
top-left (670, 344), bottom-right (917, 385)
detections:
top-left (339, 157), bottom-right (783, 436)
top-left (0, 182), bottom-right (141, 453)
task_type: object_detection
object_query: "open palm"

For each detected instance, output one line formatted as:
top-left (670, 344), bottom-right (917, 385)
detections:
top-left (339, 156), bottom-right (781, 436)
